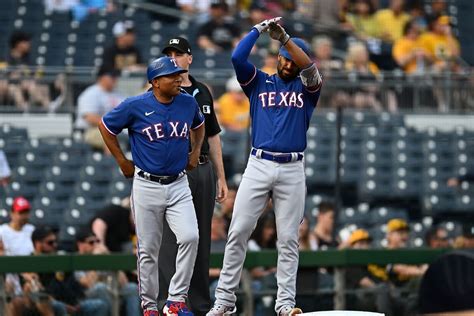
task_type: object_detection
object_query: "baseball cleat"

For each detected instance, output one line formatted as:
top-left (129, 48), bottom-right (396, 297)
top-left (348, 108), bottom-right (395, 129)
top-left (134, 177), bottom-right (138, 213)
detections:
top-left (144, 309), bottom-right (160, 316)
top-left (163, 301), bottom-right (193, 316)
top-left (279, 306), bottom-right (303, 315)
top-left (206, 303), bottom-right (237, 315)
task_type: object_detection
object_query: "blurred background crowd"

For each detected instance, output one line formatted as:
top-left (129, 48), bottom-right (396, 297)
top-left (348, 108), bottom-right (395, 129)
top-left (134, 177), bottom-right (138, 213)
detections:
top-left (0, 0), bottom-right (474, 315)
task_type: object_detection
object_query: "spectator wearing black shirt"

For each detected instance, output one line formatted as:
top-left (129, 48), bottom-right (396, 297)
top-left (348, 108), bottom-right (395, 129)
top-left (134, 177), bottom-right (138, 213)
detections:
top-left (91, 198), bottom-right (135, 252)
top-left (197, 1), bottom-right (241, 52)
top-left (312, 201), bottom-right (339, 249)
top-left (102, 21), bottom-right (145, 73)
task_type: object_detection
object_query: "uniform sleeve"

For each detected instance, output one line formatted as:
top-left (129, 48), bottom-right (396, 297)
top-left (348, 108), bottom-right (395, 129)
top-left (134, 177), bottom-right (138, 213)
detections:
top-left (101, 99), bottom-right (133, 135)
top-left (191, 99), bottom-right (205, 130)
top-left (200, 84), bottom-right (221, 136)
top-left (303, 81), bottom-right (322, 108)
top-left (231, 29), bottom-right (259, 85)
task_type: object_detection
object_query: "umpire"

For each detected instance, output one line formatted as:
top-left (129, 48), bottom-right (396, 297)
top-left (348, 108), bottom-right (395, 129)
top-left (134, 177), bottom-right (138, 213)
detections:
top-left (158, 37), bottom-right (228, 316)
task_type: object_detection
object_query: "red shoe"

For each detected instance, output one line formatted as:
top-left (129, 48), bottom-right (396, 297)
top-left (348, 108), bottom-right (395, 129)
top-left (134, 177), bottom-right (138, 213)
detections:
top-left (144, 309), bottom-right (160, 316)
top-left (163, 301), bottom-right (194, 316)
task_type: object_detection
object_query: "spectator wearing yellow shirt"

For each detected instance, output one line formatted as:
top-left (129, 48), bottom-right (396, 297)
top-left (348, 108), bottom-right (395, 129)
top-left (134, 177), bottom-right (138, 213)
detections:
top-left (392, 20), bottom-right (431, 74)
top-left (215, 76), bottom-right (250, 132)
top-left (346, 0), bottom-right (381, 40)
top-left (418, 15), bottom-right (461, 72)
top-left (375, 0), bottom-right (411, 43)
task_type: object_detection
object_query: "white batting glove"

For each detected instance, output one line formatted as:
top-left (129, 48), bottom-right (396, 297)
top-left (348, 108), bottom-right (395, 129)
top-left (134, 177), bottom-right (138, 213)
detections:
top-left (268, 22), bottom-right (290, 45)
top-left (253, 16), bottom-right (282, 34)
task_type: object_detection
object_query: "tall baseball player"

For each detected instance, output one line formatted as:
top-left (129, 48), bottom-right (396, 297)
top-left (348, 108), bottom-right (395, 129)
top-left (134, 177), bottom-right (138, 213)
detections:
top-left (158, 37), bottom-right (228, 316)
top-left (207, 17), bottom-right (322, 316)
top-left (98, 56), bottom-right (205, 316)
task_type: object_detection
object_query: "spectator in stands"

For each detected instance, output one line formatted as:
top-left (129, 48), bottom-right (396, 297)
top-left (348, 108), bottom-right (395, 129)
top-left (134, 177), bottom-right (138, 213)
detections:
top-left (75, 66), bottom-right (123, 152)
top-left (91, 198), bottom-right (135, 253)
top-left (375, 0), bottom-right (411, 43)
top-left (215, 76), bottom-right (250, 132)
top-left (197, 1), bottom-right (241, 52)
top-left (312, 36), bottom-right (343, 75)
top-left (447, 172), bottom-right (474, 187)
top-left (298, 215), bottom-right (317, 251)
top-left (0, 150), bottom-right (11, 187)
top-left (102, 21), bottom-right (145, 73)
top-left (261, 49), bottom-right (279, 75)
top-left (418, 14), bottom-right (461, 73)
top-left (71, 0), bottom-right (115, 22)
top-left (30, 226), bottom-right (109, 316)
top-left (425, 226), bottom-right (450, 248)
top-left (239, 3), bottom-right (272, 50)
top-left (392, 19), bottom-right (432, 74)
top-left (346, 0), bottom-right (381, 41)
top-left (0, 197), bottom-right (35, 301)
top-left (74, 228), bottom-right (141, 316)
top-left (385, 218), bottom-right (427, 314)
top-left (6, 31), bottom-right (51, 111)
top-left (312, 201), bottom-right (338, 249)
top-left (0, 197), bottom-right (34, 256)
top-left (299, 0), bottom-right (351, 37)
top-left (454, 223), bottom-right (474, 249)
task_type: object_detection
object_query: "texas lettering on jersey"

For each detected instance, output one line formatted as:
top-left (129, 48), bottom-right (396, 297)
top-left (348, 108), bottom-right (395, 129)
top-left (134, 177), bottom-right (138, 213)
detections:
top-left (142, 121), bottom-right (190, 141)
top-left (258, 91), bottom-right (304, 108)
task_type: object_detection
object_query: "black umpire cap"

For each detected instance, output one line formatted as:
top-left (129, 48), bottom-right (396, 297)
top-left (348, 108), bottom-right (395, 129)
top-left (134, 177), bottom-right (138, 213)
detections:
top-left (162, 37), bottom-right (192, 55)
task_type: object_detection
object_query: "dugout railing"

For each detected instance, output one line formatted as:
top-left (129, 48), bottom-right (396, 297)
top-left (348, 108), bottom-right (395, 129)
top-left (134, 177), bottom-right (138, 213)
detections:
top-left (0, 249), bottom-right (448, 315)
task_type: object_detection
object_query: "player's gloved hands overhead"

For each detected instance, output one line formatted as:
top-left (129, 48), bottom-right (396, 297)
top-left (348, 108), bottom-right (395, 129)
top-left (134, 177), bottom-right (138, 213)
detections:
top-left (268, 22), bottom-right (290, 45)
top-left (253, 16), bottom-right (282, 33)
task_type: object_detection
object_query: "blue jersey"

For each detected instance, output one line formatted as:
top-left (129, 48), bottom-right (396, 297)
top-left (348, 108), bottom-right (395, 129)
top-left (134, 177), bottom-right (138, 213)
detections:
top-left (232, 29), bottom-right (321, 153)
top-left (240, 69), bottom-right (320, 153)
top-left (102, 91), bottom-right (204, 175)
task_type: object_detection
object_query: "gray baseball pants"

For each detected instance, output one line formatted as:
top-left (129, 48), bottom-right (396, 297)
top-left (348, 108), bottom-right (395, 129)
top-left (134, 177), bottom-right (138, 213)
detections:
top-left (131, 169), bottom-right (199, 311)
top-left (214, 155), bottom-right (306, 314)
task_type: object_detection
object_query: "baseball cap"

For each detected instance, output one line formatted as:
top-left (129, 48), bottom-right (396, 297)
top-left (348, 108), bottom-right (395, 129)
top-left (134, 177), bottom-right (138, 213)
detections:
top-left (12, 196), bottom-right (31, 213)
top-left (279, 38), bottom-right (312, 62)
top-left (437, 15), bottom-right (450, 25)
top-left (162, 37), bottom-right (192, 55)
top-left (387, 218), bottom-right (409, 233)
top-left (348, 229), bottom-right (372, 245)
top-left (147, 56), bottom-right (188, 82)
top-left (112, 20), bottom-right (135, 37)
top-left (97, 66), bottom-right (120, 78)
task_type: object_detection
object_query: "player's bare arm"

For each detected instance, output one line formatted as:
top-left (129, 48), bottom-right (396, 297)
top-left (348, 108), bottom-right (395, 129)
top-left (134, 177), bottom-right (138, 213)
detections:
top-left (208, 134), bottom-right (228, 203)
top-left (187, 123), bottom-right (205, 170)
top-left (98, 120), bottom-right (134, 178)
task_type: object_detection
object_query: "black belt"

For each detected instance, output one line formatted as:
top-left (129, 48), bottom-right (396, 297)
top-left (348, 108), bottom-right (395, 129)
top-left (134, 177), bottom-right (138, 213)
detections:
top-left (137, 170), bottom-right (184, 185)
top-left (251, 148), bottom-right (303, 163)
top-left (198, 154), bottom-right (209, 165)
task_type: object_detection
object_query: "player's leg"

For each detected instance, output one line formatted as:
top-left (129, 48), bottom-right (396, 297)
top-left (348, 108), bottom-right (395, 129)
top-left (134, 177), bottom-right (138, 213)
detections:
top-left (131, 176), bottom-right (167, 312)
top-left (158, 209), bottom-right (178, 310)
top-left (213, 156), bottom-right (273, 309)
top-left (187, 162), bottom-right (216, 315)
top-left (272, 161), bottom-right (306, 315)
top-left (165, 175), bottom-right (200, 303)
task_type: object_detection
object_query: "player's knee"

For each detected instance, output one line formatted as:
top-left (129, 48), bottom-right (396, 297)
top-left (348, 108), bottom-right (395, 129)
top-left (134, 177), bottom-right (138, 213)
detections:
top-left (178, 231), bottom-right (199, 246)
top-left (278, 233), bottom-right (298, 246)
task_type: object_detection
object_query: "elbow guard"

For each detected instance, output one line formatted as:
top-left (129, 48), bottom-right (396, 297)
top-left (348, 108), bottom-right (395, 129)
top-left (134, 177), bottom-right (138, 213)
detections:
top-left (300, 63), bottom-right (322, 88)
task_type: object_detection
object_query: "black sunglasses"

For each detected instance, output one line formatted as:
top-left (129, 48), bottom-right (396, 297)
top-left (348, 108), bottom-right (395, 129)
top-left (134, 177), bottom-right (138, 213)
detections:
top-left (45, 239), bottom-right (57, 246)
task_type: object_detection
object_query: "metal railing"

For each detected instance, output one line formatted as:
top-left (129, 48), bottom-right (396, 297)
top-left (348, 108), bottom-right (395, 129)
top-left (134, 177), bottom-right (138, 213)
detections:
top-left (0, 249), bottom-right (448, 315)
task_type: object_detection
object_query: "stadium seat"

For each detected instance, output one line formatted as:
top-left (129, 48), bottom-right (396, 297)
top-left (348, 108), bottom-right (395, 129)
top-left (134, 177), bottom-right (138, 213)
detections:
top-left (11, 166), bottom-right (45, 184)
top-left (369, 207), bottom-right (409, 226)
top-left (74, 181), bottom-right (109, 200)
top-left (4, 181), bottom-right (38, 201)
top-left (29, 207), bottom-right (63, 230)
top-left (63, 208), bottom-right (96, 226)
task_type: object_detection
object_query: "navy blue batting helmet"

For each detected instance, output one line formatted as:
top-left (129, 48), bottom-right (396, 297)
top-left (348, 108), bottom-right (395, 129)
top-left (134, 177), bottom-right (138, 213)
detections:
top-left (278, 38), bottom-right (311, 61)
top-left (147, 57), bottom-right (187, 82)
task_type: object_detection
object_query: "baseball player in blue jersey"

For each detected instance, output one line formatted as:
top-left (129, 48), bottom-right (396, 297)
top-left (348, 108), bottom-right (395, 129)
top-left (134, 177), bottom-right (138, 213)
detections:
top-left (207, 18), bottom-right (322, 316)
top-left (98, 56), bottom-right (205, 316)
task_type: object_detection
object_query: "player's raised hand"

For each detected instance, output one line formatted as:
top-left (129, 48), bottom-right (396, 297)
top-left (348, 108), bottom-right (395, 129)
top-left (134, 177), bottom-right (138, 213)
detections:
top-left (119, 159), bottom-right (135, 178)
top-left (268, 22), bottom-right (290, 45)
top-left (253, 16), bottom-right (282, 34)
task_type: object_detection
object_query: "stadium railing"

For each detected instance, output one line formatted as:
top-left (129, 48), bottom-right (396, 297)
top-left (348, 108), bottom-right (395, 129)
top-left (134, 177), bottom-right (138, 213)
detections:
top-left (0, 249), bottom-right (448, 314)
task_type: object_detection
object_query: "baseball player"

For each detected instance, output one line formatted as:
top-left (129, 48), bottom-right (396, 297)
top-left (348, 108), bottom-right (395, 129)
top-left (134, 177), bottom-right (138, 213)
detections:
top-left (98, 56), bottom-right (205, 316)
top-left (158, 37), bottom-right (228, 316)
top-left (207, 17), bottom-right (322, 316)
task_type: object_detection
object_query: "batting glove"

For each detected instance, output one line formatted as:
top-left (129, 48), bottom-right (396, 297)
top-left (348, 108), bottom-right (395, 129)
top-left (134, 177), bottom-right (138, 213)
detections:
top-left (253, 16), bottom-right (282, 34)
top-left (268, 22), bottom-right (290, 45)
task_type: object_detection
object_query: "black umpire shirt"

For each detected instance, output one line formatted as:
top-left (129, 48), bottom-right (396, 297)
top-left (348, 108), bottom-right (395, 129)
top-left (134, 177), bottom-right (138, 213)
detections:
top-left (181, 75), bottom-right (221, 155)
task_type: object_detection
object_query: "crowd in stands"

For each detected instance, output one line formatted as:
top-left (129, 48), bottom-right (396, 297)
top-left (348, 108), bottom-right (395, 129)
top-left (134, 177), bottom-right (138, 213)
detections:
top-left (0, 0), bottom-right (471, 113)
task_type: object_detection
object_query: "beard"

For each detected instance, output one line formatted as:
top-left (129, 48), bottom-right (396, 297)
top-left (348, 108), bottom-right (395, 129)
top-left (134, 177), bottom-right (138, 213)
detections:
top-left (277, 65), bottom-right (299, 81)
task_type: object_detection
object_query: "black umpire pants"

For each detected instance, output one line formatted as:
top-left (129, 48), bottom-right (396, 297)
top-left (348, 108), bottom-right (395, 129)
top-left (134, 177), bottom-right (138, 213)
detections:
top-left (158, 160), bottom-right (216, 315)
